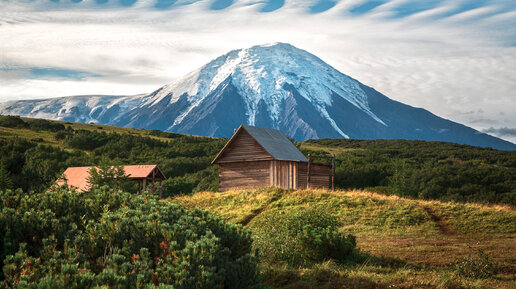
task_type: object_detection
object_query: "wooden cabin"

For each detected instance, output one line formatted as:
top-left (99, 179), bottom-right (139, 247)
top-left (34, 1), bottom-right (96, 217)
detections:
top-left (212, 125), bottom-right (331, 192)
top-left (57, 165), bottom-right (166, 197)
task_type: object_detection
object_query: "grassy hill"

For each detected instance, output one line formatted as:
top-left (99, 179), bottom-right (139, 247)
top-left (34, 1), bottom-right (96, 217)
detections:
top-left (172, 188), bottom-right (516, 288)
top-left (300, 139), bottom-right (516, 205)
top-left (0, 115), bottom-right (226, 194)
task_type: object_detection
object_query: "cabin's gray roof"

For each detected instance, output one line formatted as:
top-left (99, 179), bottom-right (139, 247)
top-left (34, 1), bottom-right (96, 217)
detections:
top-left (241, 125), bottom-right (308, 162)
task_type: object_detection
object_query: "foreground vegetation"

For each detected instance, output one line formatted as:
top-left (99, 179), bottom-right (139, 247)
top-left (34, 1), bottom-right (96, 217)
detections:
top-left (0, 187), bottom-right (257, 288)
top-left (1, 115), bottom-right (515, 206)
top-left (4, 186), bottom-right (513, 288)
top-left (174, 188), bottom-right (516, 288)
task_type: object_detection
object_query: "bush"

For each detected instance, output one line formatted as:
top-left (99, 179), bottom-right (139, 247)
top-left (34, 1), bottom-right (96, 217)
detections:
top-left (0, 116), bottom-right (28, 129)
top-left (26, 118), bottom-right (65, 132)
top-left (251, 208), bottom-right (356, 266)
top-left (0, 187), bottom-right (258, 288)
top-left (454, 246), bottom-right (498, 279)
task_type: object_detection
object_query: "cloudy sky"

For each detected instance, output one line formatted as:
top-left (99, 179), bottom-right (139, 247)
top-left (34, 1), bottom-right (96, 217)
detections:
top-left (1, 0), bottom-right (515, 143)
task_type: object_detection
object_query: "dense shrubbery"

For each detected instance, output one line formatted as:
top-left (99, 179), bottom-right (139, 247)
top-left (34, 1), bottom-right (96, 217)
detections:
top-left (0, 187), bottom-right (258, 288)
top-left (0, 117), bottom-right (226, 195)
top-left (0, 138), bottom-right (89, 192)
top-left (1, 115), bottom-right (515, 205)
top-left (0, 115), bottom-right (65, 132)
top-left (251, 208), bottom-right (356, 266)
top-left (303, 139), bottom-right (516, 206)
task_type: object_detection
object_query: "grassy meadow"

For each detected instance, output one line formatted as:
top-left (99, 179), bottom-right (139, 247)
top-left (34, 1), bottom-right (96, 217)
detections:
top-left (173, 188), bottom-right (516, 288)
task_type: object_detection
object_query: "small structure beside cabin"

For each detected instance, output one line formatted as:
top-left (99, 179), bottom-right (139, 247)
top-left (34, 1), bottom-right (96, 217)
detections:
top-left (212, 125), bottom-right (331, 192)
top-left (57, 165), bottom-right (166, 196)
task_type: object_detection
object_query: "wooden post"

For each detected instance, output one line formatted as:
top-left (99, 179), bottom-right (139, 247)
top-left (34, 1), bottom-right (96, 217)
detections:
top-left (307, 154), bottom-right (312, 189)
top-left (138, 180), bottom-right (141, 194)
top-left (143, 179), bottom-right (147, 192)
top-left (332, 154), bottom-right (336, 191)
top-left (159, 180), bottom-right (163, 199)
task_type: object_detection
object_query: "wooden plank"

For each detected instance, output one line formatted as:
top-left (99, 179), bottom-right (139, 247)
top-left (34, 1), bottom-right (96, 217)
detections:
top-left (297, 163), bottom-right (307, 189)
top-left (293, 162), bottom-right (297, 189)
top-left (218, 160), bottom-right (272, 192)
top-left (215, 130), bottom-right (271, 162)
top-left (270, 161), bottom-right (273, 186)
top-left (307, 163), bottom-right (330, 189)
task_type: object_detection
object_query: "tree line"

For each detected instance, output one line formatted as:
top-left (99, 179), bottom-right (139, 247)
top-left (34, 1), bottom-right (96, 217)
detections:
top-left (0, 115), bottom-right (515, 205)
top-left (303, 139), bottom-right (516, 206)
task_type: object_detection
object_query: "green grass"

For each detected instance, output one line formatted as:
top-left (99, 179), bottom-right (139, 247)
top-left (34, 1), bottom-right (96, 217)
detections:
top-left (0, 117), bottom-right (206, 147)
top-left (171, 188), bottom-right (516, 288)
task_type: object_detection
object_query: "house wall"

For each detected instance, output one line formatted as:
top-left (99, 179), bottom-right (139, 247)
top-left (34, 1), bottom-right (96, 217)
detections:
top-left (270, 160), bottom-right (298, 189)
top-left (218, 160), bottom-right (330, 191)
top-left (218, 160), bottom-right (272, 192)
top-left (296, 162), bottom-right (330, 189)
top-left (216, 130), bottom-right (271, 162)
top-left (297, 163), bottom-right (308, 189)
top-left (308, 163), bottom-right (330, 189)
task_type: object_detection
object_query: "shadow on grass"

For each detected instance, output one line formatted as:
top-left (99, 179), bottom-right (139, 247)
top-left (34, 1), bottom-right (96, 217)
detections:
top-left (343, 249), bottom-right (416, 269)
top-left (260, 262), bottom-right (389, 289)
top-left (260, 249), bottom-right (415, 289)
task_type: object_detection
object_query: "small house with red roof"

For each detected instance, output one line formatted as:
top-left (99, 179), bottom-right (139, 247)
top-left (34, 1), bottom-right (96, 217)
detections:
top-left (57, 165), bottom-right (166, 196)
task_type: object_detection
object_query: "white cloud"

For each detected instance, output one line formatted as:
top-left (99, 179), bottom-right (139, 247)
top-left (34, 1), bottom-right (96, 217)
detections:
top-left (0, 0), bottom-right (515, 143)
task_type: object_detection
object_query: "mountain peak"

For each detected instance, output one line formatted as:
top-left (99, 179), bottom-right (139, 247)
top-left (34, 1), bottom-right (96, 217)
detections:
top-left (148, 42), bottom-right (384, 135)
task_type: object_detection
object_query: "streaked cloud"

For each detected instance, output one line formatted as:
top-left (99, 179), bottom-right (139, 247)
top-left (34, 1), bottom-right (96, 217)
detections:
top-left (483, 127), bottom-right (516, 142)
top-left (0, 0), bottom-right (514, 143)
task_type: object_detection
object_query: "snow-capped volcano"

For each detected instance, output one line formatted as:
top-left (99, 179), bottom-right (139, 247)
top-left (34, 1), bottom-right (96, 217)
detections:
top-left (145, 42), bottom-right (384, 137)
top-left (1, 43), bottom-right (514, 150)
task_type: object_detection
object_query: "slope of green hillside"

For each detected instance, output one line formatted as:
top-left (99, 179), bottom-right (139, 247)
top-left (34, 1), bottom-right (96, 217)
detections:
top-left (301, 139), bottom-right (516, 205)
top-left (0, 115), bottom-right (226, 194)
top-left (0, 115), bottom-right (515, 206)
top-left (173, 188), bottom-right (516, 288)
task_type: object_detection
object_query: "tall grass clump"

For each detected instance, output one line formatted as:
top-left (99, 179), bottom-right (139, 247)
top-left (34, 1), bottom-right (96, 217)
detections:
top-left (454, 245), bottom-right (499, 279)
top-left (251, 208), bottom-right (356, 266)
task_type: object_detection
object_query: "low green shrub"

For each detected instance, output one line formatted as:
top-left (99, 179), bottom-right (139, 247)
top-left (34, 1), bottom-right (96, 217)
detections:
top-left (0, 116), bottom-right (28, 129)
top-left (0, 187), bottom-right (258, 288)
top-left (251, 208), bottom-right (356, 266)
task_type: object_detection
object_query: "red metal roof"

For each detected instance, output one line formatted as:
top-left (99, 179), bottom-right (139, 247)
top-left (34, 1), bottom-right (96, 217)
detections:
top-left (56, 165), bottom-right (165, 192)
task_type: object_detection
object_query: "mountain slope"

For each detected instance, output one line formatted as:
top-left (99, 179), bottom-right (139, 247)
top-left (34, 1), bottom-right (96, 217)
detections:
top-left (0, 43), bottom-right (514, 150)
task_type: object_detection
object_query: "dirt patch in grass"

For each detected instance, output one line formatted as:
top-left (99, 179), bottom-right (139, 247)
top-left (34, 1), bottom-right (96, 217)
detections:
top-left (356, 234), bottom-right (516, 273)
top-left (423, 206), bottom-right (451, 235)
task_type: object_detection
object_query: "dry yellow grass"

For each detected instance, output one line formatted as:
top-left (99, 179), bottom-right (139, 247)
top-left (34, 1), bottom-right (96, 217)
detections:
top-left (171, 188), bottom-right (516, 288)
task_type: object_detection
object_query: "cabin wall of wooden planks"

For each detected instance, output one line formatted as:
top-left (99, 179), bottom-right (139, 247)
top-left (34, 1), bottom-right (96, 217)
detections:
top-left (218, 160), bottom-right (271, 192)
top-left (270, 160), bottom-right (298, 189)
top-left (216, 130), bottom-right (271, 162)
top-left (306, 163), bottom-right (330, 189)
top-left (297, 163), bottom-right (308, 189)
top-left (218, 160), bottom-right (330, 191)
